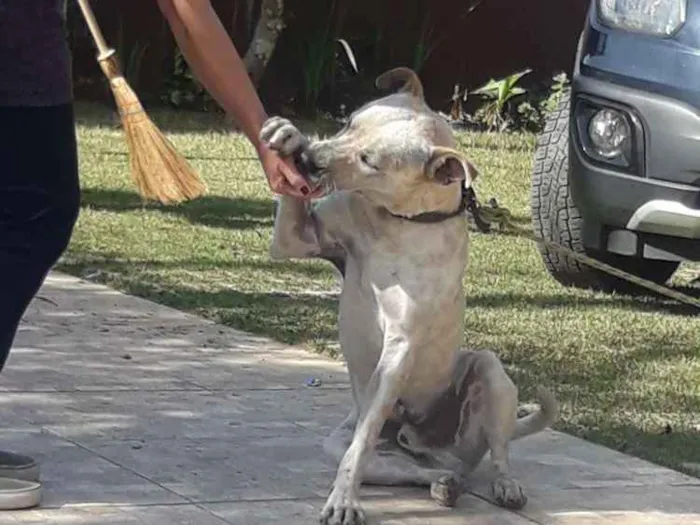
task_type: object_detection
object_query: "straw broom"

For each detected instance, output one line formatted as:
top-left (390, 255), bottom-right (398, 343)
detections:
top-left (75, 0), bottom-right (206, 205)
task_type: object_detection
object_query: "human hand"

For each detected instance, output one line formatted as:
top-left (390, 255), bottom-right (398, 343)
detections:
top-left (258, 144), bottom-right (323, 199)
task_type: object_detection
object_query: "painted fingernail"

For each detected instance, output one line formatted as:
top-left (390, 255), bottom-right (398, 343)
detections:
top-left (301, 187), bottom-right (309, 195)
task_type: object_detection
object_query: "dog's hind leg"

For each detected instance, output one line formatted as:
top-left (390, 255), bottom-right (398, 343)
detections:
top-left (478, 352), bottom-right (527, 510)
top-left (324, 412), bottom-right (451, 488)
top-left (363, 448), bottom-right (453, 487)
top-left (485, 434), bottom-right (526, 510)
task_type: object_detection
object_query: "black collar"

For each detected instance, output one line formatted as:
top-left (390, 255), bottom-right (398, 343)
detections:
top-left (387, 185), bottom-right (493, 232)
top-left (388, 184), bottom-right (471, 224)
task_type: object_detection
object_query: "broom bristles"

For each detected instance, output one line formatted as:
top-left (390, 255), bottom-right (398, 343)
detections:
top-left (100, 56), bottom-right (207, 205)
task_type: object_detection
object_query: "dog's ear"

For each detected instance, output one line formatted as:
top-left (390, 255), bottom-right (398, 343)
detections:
top-left (375, 67), bottom-right (424, 99)
top-left (426, 147), bottom-right (480, 186)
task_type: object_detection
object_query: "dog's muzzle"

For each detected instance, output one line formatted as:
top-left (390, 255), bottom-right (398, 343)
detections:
top-left (293, 148), bottom-right (332, 193)
top-left (293, 150), bottom-right (321, 179)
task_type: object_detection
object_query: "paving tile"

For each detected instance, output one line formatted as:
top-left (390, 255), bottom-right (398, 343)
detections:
top-left (204, 491), bottom-right (538, 525)
top-left (3, 336), bottom-right (349, 394)
top-left (518, 485), bottom-right (700, 524)
top-left (0, 426), bottom-right (185, 509)
top-left (465, 430), bottom-right (700, 498)
top-left (465, 430), bottom-right (700, 523)
top-left (1, 388), bottom-right (350, 443)
top-left (1, 272), bottom-right (698, 524)
top-left (551, 512), bottom-right (700, 525)
top-left (79, 434), bottom-right (334, 502)
top-left (0, 504), bottom-right (230, 524)
top-left (505, 431), bottom-right (700, 490)
top-left (171, 350), bottom-right (350, 392)
top-left (0, 349), bottom-right (202, 392)
top-left (5, 274), bottom-right (349, 394)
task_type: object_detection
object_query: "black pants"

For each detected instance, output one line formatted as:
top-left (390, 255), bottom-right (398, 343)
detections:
top-left (0, 104), bottom-right (81, 372)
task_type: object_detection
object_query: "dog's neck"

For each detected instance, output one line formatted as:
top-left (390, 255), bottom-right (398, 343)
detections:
top-left (387, 184), bottom-right (469, 224)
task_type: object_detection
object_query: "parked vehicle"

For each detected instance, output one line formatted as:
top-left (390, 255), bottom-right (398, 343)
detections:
top-left (532, 0), bottom-right (700, 292)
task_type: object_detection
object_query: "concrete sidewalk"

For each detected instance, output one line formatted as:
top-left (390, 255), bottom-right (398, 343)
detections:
top-left (0, 272), bottom-right (698, 524)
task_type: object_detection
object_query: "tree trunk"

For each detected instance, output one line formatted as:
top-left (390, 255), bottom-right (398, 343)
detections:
top-left (243, 0), bottom-right (285, 87)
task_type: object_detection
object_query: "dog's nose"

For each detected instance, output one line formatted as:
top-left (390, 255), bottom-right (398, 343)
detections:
top-left (293, 150), bottom-right (323, 180)
top-left (295, 143), bottom-right (332, 180)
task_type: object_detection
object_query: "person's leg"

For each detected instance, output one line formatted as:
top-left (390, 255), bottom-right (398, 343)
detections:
top-left (0, 104), bottom-right (80, 509)
top-left (0, 103), bottom-right (81, 372)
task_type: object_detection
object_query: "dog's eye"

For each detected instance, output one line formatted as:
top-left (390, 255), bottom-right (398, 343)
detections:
top-left (360, 153), bottom-right (380, 171)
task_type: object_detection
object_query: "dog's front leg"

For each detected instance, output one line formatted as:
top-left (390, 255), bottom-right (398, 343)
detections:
top-left (270, 195), bottom-right (322, 260)
top-left (321, 338), bottom-right (413, 525)
top-left (261, 116), bottom-right (341, 262)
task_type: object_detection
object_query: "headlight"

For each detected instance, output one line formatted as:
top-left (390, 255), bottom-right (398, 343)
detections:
top-left (588, 109), bottom-right (631, 159)
top-left (574, 97), bottom-right (640, 172)
top-left (598, 0), bottom-right (686, 37)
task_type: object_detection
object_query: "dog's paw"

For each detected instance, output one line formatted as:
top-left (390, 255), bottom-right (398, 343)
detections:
top-left (491, 475), bottom-right (527, 510)
top-left (260, 116), bottom-right (308, 157)
top-left (430, 474), bottom-right (462, 508)
top-left (320, 487), bottom-right (366, 525)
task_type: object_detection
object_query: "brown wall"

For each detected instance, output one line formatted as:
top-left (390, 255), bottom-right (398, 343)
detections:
top-left (69, 0), bottom-right (590, 113)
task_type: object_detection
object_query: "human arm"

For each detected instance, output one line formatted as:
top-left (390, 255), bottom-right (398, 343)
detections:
top-left (155, 0), bottom-right (312, 197)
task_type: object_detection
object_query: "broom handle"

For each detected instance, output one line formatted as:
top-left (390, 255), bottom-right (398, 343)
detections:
top-left (75, 0), bottom-right (113, 59)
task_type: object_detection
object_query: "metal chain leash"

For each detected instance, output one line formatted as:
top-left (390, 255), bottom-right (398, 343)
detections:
top-left (463, 189), bottom-right (700, 311)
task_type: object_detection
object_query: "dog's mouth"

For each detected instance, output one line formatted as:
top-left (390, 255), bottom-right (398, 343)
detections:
top-left (293, 150), bottom-right (334, 195)
top-left (308, 175), bottom-right (335, 197)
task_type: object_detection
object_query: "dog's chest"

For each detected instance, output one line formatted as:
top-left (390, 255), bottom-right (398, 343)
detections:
top-left (338, 229), bottom-right (467, 391)
top-left (342, 240), bottom-right (465, 318)
top-left (349, 220), bottom-right (467, 290)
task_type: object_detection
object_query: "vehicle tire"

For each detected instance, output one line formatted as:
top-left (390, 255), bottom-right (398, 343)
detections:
top-left (530, 89), bottom-right (679, 294)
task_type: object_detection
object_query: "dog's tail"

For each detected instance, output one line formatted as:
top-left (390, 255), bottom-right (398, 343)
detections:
top-left (511, 387), bottom-right (558, 441)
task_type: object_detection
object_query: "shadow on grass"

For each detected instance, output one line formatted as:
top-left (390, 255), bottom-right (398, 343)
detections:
top-left (559, 420), bottom-right (700, 477)
top-left (80, 187), bottom-right (275, 230)
top-left (481, 322), bottom-right (700, 478)
top-left (467, 289), bottom-right (700, 316)
top-left (503, 213), bottom-right (532, 226)
top-left (61, 252), bottom-right (337, 280)
top-left (74, 101), bottom-right (344, 137)
top-left (56, 263), bottom-right (340, 347)
top-left (455, 137), bottom-right (536, 154)
top-left (75, 101), bottom-right (234, 135)
top-left (143, 281), bottom-right (339, 347)
top-left (155, 286), bottom-right (339, 346)
top-left (82, 148), bottom-right (260, 163)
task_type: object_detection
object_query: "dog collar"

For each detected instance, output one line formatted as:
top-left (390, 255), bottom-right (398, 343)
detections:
top-left (389, 184), bottom-right (471, 224)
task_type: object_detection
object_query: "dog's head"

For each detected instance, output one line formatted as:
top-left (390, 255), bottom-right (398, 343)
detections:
top-left (304, 67), bottom-right (479, 218)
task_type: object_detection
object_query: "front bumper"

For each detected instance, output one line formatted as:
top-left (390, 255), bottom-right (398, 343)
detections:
top-left (570, 74), bottom-right (700, 261)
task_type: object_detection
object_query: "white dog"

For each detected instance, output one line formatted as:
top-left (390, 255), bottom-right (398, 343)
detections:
top-left (260, 67), bottom-right (557, 525)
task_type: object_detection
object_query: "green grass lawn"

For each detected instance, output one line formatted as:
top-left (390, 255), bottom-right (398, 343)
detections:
top-left (62, 102), bottom-right (700, 476)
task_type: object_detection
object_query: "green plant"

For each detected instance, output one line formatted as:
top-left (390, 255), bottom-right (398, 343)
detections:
top-left (297, 29), bottom-right (358, 114)
top-left (293, 0), bottom-right (352, 114)
top-left (412, 16), bottom-right (435, 73)
top-left (541, 71), bottom-right (570, 113)
top-left (515, 72), bottom-right (570, 132)
top-left (470, 68), bottom-right (532, 132)
top-left (410, 0), bottom-right (484, 74)
top-left (466, 70), bottom-right (570, 133)
top-left (161, 49), bottom-right (216, 111)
